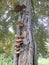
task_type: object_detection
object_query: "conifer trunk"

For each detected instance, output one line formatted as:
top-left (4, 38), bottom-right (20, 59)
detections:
top-left (14, 0), bottom-right (37, 65)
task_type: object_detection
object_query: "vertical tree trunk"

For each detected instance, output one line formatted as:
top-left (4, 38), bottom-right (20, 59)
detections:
top-left (14, 0), bottom-right (37, 65)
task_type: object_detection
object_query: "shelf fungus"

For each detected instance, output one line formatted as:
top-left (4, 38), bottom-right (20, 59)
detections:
top-left (14, 4), bottom-right (26, 13)
top-left (15, 42), bottom-right (23, 47)
top-left (15, 47), bottom-right (20, 50)
top-left (15, 51), bottom-right (20, 54)
top-left (14, 47), bottom-right (20, 54)
top-left (16, 21), bottom-right (24, 26)
top-left (21, 4), bottom-right (26, 9)
top-left (16, 39), bottom-right (23, 43)
top-left (16, 35), bottom-right (24, 39)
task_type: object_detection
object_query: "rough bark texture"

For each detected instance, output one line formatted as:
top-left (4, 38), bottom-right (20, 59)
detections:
top-left (14, 0), bottom-right (37, 65)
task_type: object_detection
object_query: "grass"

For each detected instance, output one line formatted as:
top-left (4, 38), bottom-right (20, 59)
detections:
top-left (38, 57), bottom-right (49, 65)
top-left (0, 54), bottom-right (49, 65)
top-left (0, 54), bottom-right (13, 65)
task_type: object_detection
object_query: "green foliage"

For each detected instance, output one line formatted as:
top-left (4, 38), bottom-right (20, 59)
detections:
top-left (34, 23), bottom-right (48, 57)
top-left (0, 0), bottom-right (18, 54)
top-left (0, 0), bottom-right (7, 16)
top-left (38, 57), bottom-right (49, 65)
top-left (0, 45), bottom-right (14, 65)
top-left (0, 54), bottom-right (13, 65)
top-left (0, 46), bottom-right (14, 65)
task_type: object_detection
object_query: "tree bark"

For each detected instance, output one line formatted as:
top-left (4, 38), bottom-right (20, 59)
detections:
top-left (14, 0), bottom-right (37, 65)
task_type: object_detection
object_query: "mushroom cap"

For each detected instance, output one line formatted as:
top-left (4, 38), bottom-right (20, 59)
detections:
top-left (16, 21), bottom-right (24, 26)
top-left (14, 5), bottom-right (22, 12)
top-left (15, 51), bottom-right (20, 54)
top-left (21, 4), bottom-right (26, 9)
top-left (16, 35), bottom-right (24, 39)
top-left (15, 47), bottom-right (20, 54)
top-left (16, 39), bottom-right (23, 43)
top-left (14, 47), bottom-right (20, 51)
top-left (14, 5), bottom-right (26, 13)
top-left (15, 42), bottom-right (23, 47)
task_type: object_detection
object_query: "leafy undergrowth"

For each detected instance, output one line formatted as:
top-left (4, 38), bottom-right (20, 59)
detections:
top-left (0, 54), bottom-right (13, 65)
top-left (38, 57), bottom-right (49, 65)
top-left (0, 54), bottom-right (49, 65)
top-left (0, 48), bottom-right (14, 65)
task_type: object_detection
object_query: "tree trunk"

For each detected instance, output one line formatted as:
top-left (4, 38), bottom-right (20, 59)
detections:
top-left (13, 0), bottom-right (37, 65)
